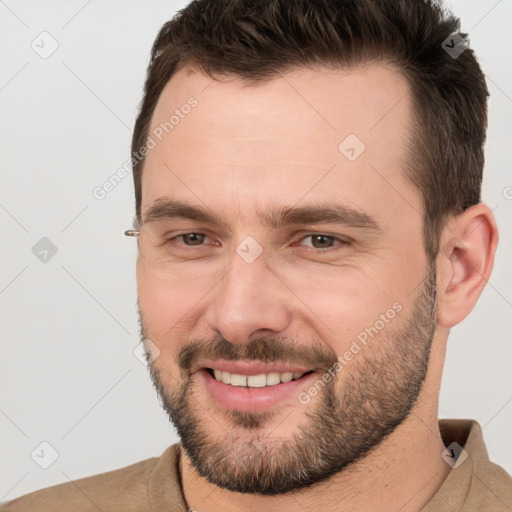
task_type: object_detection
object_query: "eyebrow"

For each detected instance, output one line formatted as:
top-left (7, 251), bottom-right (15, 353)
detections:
top-left (143, 198), bottom-right (380, 232)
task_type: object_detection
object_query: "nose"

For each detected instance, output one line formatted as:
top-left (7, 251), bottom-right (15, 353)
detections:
top-left (205, 249), bottom-right (292, 345)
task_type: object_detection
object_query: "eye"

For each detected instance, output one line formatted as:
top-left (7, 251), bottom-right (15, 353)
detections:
top-left (298, 234), bottom-right (349, 250)
top-left (178, 233), bottom-right (208, 246)
top-left (166, 232), bottom-right (348, 251)
top-left (167, 232), bottom-right (222, 249)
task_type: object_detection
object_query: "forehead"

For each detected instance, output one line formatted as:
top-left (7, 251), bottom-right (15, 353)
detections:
top-left (141, 63), bottom-right (419, 227)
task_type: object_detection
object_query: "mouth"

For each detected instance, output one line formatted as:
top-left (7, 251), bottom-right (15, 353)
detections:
top-left (197, 360), bottom-right (319, 412)
top-left (205, 367), bottom-right (315, 388)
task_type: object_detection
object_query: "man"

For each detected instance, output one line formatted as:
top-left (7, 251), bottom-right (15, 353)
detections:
top-left (3, 0), bottom-right (510, 510)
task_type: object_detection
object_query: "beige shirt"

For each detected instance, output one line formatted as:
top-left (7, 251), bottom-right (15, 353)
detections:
top-left (2, 419), bottom-right (510, 511)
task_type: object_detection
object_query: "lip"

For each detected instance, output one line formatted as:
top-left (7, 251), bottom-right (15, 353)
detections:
top-left (199, 367), bottom-right (319, 412)
top-left (197, 358), bottom-right (314, 376)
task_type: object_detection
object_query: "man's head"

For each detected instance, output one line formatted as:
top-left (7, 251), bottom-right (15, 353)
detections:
top-left (131, 0), bottom-right (497, 496)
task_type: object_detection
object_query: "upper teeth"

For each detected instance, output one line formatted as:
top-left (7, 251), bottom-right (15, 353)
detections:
top-left (212, 369), bottom-right (306, 387)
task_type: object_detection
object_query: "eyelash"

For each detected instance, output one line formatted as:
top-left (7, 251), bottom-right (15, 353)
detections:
top-left (168, 232), bottom-right (350, 252)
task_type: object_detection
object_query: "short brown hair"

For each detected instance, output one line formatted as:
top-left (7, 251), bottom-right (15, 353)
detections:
top-left (131, 0), bottom-right (489, 261)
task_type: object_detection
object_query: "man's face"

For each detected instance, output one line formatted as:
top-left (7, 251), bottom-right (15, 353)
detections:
top-left (136, 64), bottom-right (437, 493)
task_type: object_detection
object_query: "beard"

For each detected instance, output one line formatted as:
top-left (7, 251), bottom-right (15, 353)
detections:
top-left (140, 265), bottom-right (437, 495)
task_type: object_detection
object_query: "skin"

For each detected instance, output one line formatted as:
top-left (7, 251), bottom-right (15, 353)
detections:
top-left (136, 63), bottom-right (498, 511)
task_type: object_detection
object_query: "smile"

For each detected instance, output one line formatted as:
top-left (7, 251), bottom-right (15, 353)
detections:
top-left (207, 368), bottom-right (313, 388)
top-left (198, 361), bottom-right (319, 412)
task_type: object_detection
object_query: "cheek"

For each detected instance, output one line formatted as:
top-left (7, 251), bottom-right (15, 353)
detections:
top-left (136, 276), bottom-right (189, 365)
top-left (137, 261), bottom-right (177, 333)
top-left (286, 266), bottom-right (407, 352)
top-left (136, 260), bottom-right (211, 339)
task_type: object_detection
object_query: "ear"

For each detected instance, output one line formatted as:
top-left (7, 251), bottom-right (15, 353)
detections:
top-left (436, 203), bottom-right (499, 328)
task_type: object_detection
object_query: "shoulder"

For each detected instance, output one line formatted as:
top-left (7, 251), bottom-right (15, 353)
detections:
top-left (0, 455), bottom-right (160, 512)
top-left (428, 419), bottom-right (512, 511)
top-left (469, 458), bottom-right (512, 510)
top-left (463, 419), bottom-right (512, 509)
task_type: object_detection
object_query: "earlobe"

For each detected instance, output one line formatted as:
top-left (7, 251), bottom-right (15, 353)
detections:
top-left (436, 204), bottom-right (499, 328)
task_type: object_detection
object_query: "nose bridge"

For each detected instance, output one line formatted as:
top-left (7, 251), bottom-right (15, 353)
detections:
top-left (206, 248), bottom-right (291, 344)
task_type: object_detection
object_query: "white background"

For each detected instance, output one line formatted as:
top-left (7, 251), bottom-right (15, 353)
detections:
top-left (0, 0), bottom-right (511, 502)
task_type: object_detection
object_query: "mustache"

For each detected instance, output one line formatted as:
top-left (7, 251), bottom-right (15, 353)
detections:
top-left (178, 335), bottom-right (339, 373)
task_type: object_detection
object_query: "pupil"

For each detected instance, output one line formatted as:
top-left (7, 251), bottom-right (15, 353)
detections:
top-left (185, 233), bottom-right (204, 245)
top-left (313, 235), bottom-right (332, 248)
